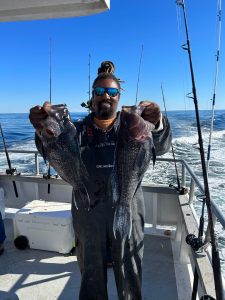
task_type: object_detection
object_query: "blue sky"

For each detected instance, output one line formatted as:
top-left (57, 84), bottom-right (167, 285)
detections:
top-left (0, 0), bottom-right (224, 113)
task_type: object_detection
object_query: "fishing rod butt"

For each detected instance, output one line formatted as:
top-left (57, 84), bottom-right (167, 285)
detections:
top-left (13, 180), bottom-right (19, 198)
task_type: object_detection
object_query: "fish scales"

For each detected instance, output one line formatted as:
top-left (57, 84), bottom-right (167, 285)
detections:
top-left (39, 104), bottom-right (90, 210)
top-left (112, 105), bottom-right (154, 240)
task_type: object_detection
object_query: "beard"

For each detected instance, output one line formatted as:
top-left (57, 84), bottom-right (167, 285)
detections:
top-left (95, 100), bottom-right (115, 119)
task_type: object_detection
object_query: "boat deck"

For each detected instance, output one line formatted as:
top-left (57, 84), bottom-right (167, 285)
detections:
top-left (0, 218), bottom-right (181, 300)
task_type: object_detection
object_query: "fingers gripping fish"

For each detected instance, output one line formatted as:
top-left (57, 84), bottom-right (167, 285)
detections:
top-left (38, 104), bottom-right (90, 210)
top-left (112, 105), bottom-right (155, 240)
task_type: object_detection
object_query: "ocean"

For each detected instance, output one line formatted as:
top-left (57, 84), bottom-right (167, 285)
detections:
top-left (0, 110), bottom-right (225, 268)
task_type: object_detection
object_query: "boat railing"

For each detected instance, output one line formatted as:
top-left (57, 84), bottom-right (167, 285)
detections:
top-left (0, 149), bottom-right (224, 230)
top-left (157, 157), bottom-right (225, 229)
top-left (0, 149), bottom-right (40, 175)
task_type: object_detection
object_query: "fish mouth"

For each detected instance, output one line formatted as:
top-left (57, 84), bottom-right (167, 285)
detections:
top-left (41, 116), bottom-right (63, 138)
top-left (45, 128), bottom-right (54, 136)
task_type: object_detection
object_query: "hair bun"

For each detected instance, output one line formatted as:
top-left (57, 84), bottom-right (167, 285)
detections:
top-left (98, 61), bottom-right (115, 75)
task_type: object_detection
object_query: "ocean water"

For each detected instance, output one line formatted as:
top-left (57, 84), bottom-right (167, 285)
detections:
top-left (0, 110), bottom-right (225, 268)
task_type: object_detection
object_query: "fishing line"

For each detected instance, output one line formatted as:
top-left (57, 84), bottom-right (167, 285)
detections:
top-left (135, 44), bottom-right (144, 105)
top-left (176, 1), bottom-right (224, 299)
top-left (206, 0), bottom-right (222, 173)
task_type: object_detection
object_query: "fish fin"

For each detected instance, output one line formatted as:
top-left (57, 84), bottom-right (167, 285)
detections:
top-left (74, 187), bottom-right (91, 211)
top-left (111, 168), bottom-right (120, 204)
top-left (72, 190), bottom-right (79, 210)
top-left (113, 205), bottom-right (132, 240)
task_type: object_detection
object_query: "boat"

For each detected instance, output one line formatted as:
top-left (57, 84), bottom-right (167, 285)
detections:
top-left (0, 1), bottom-right (224, 299)
top-left (1, 150), bottom-right (224, 299)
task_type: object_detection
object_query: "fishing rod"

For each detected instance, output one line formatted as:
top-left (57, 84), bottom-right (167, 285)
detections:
top-left (160, 84), bottom-right (182, 193)
top-left (0, 123), bottom-right (18, 198)
top-left (49, 38), bottom-right (52, 106)
top-left (135, 44), bottom-right (144, 105)
top-left (80, 54), bottom-right (92, 111)
top-left (207, 0), bottom-right (222, 172)
top-left (88, 53), bottom-right (91, 103)
top-left (46, 38), bottom-right (52, 194)
top-left (177, 1), bottom-right (224, 299)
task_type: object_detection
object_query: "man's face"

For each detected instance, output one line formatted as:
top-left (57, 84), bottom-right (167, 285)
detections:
top-left (92, 78), bottom-right (120, 119)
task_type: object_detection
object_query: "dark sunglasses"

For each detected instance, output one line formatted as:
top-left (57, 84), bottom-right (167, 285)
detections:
top-left (93, 87), bottom-right (120, 97)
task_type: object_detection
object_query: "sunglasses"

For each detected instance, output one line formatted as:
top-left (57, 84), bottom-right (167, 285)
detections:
top-left (93, 87), bottom-right (120, 97)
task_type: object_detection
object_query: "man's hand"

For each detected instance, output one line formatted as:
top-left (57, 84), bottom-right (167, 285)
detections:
top-left (138, 101), bottom-right (161, 125)
top-left (29, 101), bottom-right (51, 131)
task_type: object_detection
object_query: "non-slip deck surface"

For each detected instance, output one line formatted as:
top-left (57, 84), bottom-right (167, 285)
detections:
top-left (0, 219), bottom-right (178, 300)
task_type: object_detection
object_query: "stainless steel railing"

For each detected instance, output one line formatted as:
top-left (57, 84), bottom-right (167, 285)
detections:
top-left (0, 149), bottom-right (40, 175)
top-left (157, 157), bottom-right (225, 229)
top-left (1, 149), bottom-right (225, 229)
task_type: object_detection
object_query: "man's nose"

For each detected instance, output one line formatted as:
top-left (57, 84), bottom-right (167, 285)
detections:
top-left (102, 91), bottom-right (110, 99)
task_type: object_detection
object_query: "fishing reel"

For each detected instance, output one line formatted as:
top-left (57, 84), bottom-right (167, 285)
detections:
top-left (186, 234), bottom-right (204, 252)
top-left (43, 173), bottom-right (58, 179)
top-left (6, 168), bottom-right (18, 175)
top-left (169, 184), bottom-right (188, 195)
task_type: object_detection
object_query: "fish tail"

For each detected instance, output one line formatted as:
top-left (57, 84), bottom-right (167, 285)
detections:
top-left (113, 205), bottom-right (132, 240)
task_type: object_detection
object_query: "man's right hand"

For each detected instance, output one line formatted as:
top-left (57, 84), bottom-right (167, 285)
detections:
top-left (29, 101), bottom-right (51, 131)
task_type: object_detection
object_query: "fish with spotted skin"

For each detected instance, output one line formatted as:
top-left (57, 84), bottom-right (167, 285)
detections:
top-left (38, 104), bottom-right (90, 210)
top-left (112, 105), bottom-right (155, 240)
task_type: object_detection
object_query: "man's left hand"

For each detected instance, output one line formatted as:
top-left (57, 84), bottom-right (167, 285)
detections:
top-left (138, 101), bottom-right (161, 125)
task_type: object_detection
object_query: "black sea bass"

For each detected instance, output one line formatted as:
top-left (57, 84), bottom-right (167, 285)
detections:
top-left (38, 104), bottom-right (90, 210)
top-left (112, 105), bottom-right (155, 240)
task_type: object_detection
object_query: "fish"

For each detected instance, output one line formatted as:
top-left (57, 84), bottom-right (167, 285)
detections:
top-left (38, 104), bottom-right (90, 210)
top-left (112, 105), bottom-right (155, 240)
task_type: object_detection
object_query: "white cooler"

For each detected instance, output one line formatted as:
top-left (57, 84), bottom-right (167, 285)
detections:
top-left (13, 200), bottom-right (75, 254)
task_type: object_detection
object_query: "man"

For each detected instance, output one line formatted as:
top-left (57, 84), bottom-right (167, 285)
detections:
top-left (29, 62), bottom-right (172, 299)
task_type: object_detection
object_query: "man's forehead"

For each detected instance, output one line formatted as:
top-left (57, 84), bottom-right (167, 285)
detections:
top-left (95, 78), bottom-right (118, 87)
